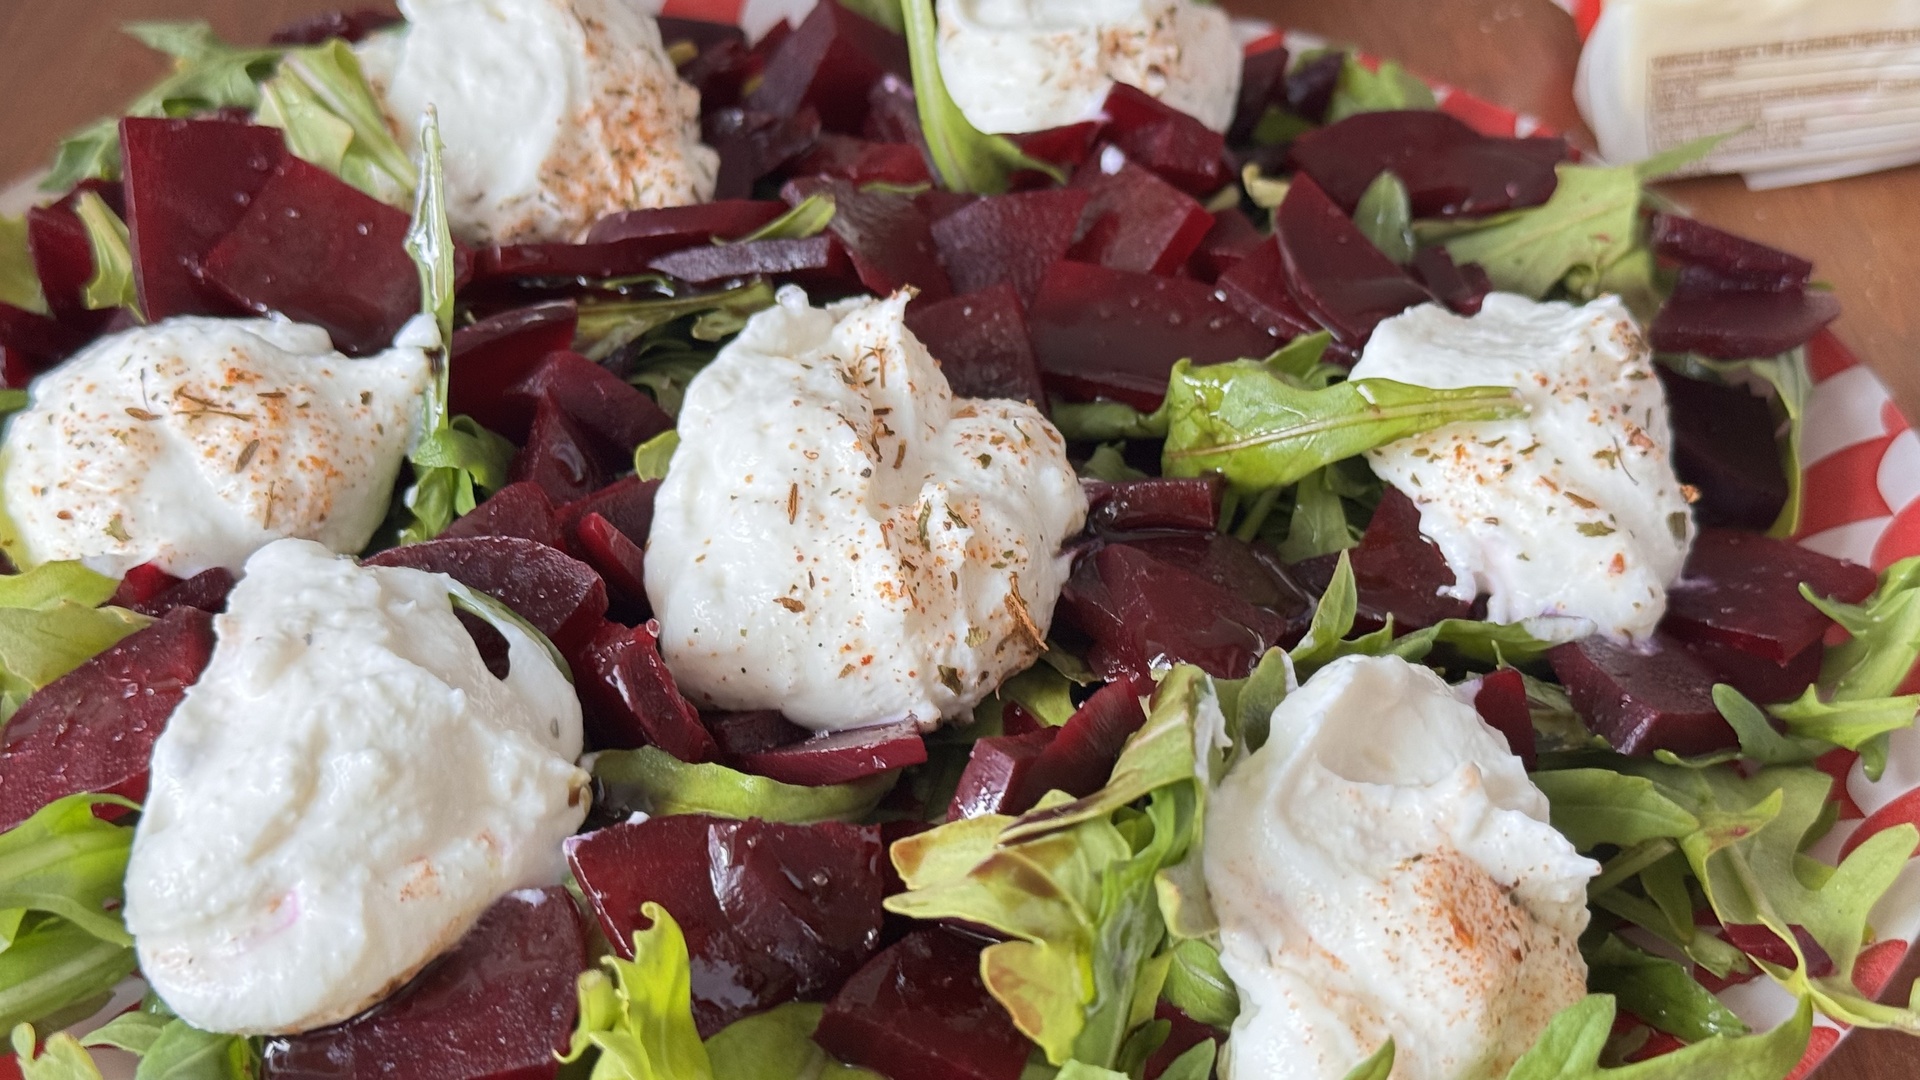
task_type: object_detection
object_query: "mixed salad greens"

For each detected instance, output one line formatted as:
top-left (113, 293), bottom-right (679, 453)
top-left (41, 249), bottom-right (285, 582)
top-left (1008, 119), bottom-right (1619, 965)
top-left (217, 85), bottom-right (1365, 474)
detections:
top-left (0, 2), bottom-right (1917, 1079)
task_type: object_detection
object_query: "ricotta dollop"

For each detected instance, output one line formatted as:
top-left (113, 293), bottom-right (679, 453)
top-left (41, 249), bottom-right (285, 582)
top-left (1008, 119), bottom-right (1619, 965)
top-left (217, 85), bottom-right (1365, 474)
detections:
top-left (935, 0), bottom-right (1242, 134)
top-left (1347, 294), bottom-right (1694, 643)
top-left (646, 287), bottom-right (1085, 732)
top-left (1204, 655), bottom-right (1596, 1080)
top-left (123, 539), bottom-right (588, 1035)
top-left (356, 0), bottom-right (719, 244)
top-left (1, 316), bottom-right (428, 578)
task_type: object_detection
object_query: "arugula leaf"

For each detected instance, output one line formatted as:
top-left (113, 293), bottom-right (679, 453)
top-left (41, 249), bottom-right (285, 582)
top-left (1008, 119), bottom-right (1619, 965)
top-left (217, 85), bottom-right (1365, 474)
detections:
top-left (1276, 467), bottom-right (1361, 563)
top-left (1354, 172), bottom-right (1414, 263)
top-left (12, 1026), bottom-right (106, 1080)
top-left (899, 0), bottom-right (1063, 193)
top-left (0, 600), bottom-right (150, 721)
top-left (592, 746), bottom-right (896, 824)
top-left (0, 793), bottom-right (139, 945)
top-left (1155, 1041), bottom-right (1217, 1080)
top-left (0, 216), bottom-right (48, 316)
top-left (0, 919), bottom-right (136, 1034)
top-left (1240, 164), bottom-right (1290, 210)
top-left (1289, 551), bottom-right (1360, 671)
top-left (80, 1009), bottom-right (169, 1056)
top-left (1159, 937), bottom-right (1238, 1028)
top-left (70, 193), bottom-right (138, 316)
top-left (1584, 935), bottom-right (1749, 1042)
top-left (0, 563), bottom-right (120, 611)
top-left (131, 1020), bottom-right (255, 1080)
top-left (1805, 556), bottom-right (1920, 702)
top-left (1770, 688), bottom-right (1920, 764)
top-left (575, 280), bottom-right (778, 362)
top-left (1530, 769), bottom-right (1700, 850)
top-left (1325, 56), bottom-right (1438, 125)
top-left (1050, 401), bottom-right (1168, 443)
top-left (1077, 443), bottom-right (1147, 483)
top-left (561, 902), bottom-right (715, 1080)
top-left (703, 1003), bottom-right (882, 1079)
top-left (255, 40), bottom-right (416, 208)
top-left (727, 195), bottom-right (835, 244)
top-left (1159, 360), bottom-right (1526, 491)
top-left (1338, 1039), bottom-right (1396, 1080)
top-left (1500, 994), bottom-right (1809, 1080)
top-left (631, 430), bottom-right (680, 483)
top-left (975, 663), bottom-right (1080, 730)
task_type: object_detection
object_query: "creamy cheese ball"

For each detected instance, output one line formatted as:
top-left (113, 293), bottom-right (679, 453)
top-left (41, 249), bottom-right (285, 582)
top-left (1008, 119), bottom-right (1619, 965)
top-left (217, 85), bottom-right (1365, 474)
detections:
top-left (124, 539), bottom-right (588, 1035)
top-left (1348, 294), bottom-right (1695, 643)
top-left (0, 316), bottom-right (428, 578)
top-left (356, 0), bottom-right (719, 244)
top-left (1205, 655), bottom-right (1597, 1080)
top-left (936, 0), bottom-right (1242, 134)
top-left (646, 287), bottom-right (1086, 732)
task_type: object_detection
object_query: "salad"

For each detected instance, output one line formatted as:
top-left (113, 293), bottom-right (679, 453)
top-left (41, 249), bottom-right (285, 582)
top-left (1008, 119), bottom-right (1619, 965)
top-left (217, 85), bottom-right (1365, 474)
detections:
top-left (0, 0), bottom-right (1915, 1079)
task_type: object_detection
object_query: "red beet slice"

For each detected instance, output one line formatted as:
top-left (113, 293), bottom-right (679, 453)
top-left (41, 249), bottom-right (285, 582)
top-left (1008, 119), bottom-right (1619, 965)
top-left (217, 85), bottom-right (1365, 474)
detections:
top-left (573, 620), bottom-right (716, 761)
top-left (1083, 476), bottom-right (1225, 533)
top-left (267, 9), bottom-right (402, 45)
top-left (510, 393), bottom-right (608, 505)
top-left (705, 710), bottom-right (812, 761)
top-left (1293, 487), bottom-right (1475, 632)
top-left (261, 887), bottom-right (585, 1080)
top-left (1010, 122), bottom-right (1104, 182)
top-left (0, 301), bottom-right (96, 363)
top-left (0, 607), bottom-right (215, 831)
top-left (1230, 44), bottom-right (1292, 145)
top-left (1720, 923), bottom-right (1835, 978)
top-left (553, 476), bottom-right (660, 556)
top-left (1549, 633), bottom-right (1735, 757)
top-left (108, 562), bottom-right (180, 610)
top-left (678, 35), bottom-right (761, 111)
top-left (704, 106), bottom-right (823, 202)
top-left (1189, 207), bottom-right (1265, 283)
top-left (1473, 668), bottom-right (1536, 770)
top-left (1069, 160), bottom-right (1213, 276)
top-left (1649, 283), bottom-right (1841, 361)
top-left (1062, 543), bottom-right (1292, 681)
top-left (783, 177), bottom-right (951, 300)
top-left (26, 200), bottom-right (100, 319)
top-left (1288, 111), bottom-right (1566, 219)
top-left (1681, 636), bottom-right (1823, 708)
top-left (1030, 261), bottom-right (1280, 410)
top-left (1145, 1002), bottom-right (1219, 1080)
top-left (449, 301), bottom-right (578, 439)
top-left (131, 568), bottom-right (235, 619)
top-left (120, 117), bottom-right (287, 321)
top-left (947, 727), bottom-right (1058, 820)
top-left (1126, 532), bottom-right (1319, 629)
top-left (477, 202), bottom-right (787, 283)
top-left (1287, 52), bottom-right (1345, 124)
top-left (202, 155), bottom-right (422, 356)
top-left (930, 189), bottom-right (1089, 306)
top-left (1214, 235), bottom-right (1331, 343)
top-left (574, 514), bottom-right (649, 617)
top-left (747, 0), bottom-right (908, 133)
top-left (737, 720), bottom-right (928, 786)
top-left (508, 351), bottom-right (672, 473)
top-left (1276, 175), bottom-right (1431, 348)
top-left (903, 284), bottom-right (1047, 405)
top-left (441, 481), bottom-right (563, 548)
top-left (1649, 213), bottom-right (1812, 290)
top-left (566, 815), bottom-right (886, 1036)
top-left (793, 135), bottom-right (932, 187)
top-left (648, 234), bottom-right (854, 291)
top-left (1663, 528), bottom-right (1878, 664)
top-left (1410, 246), bottom-right (1492, 316)
top-left (1100, 84), bottom-right (1230, 198)
top-left (1657, 367), bottom-right (1788, 531)
top-left (1018, 675), bottom-right (1148, 807)
top-left (366, 536), bottom-right (608, 660)
top-left (814, 928), bottom-right (1032, 1080)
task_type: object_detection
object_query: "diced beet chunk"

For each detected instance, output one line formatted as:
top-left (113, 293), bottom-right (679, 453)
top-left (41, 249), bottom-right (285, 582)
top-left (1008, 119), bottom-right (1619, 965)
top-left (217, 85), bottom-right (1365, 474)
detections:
top-left (747, 0), bottom-right (908, 133)
top-left (267, 9), bottom-right (402, 46)
top-left (131, 568), bottom-right (235, 618)
top-left (649, 234), bottom-right (854, 291)
top-left (109, 562), bottom-right (180, 610)
top-left (1293, 488), bottom-right (1472, 632)
top-left (0, 301), bottom-right (96, 364)
top-left (1649, 282), bottom-right (1841, 361)
top-left (1549, 633), bottom-right (1734, 757)
top-left (202, 156), bottom-right (423, 356)
top-left (1009, 122), bottom-right (1104, 181)
top-left (1230, 44), bottom-right (1291, 145)
top-left (1062, 542), bottom-right (1295, 681)
top-left (1030, 262), bottom-right (1279, 410)
top-left (1214, 236), bottom-right (1326, 343)
top-left (554, 477), bottom-right (660, 555)
top-left (1286, 52), bottom-right (1345, 124)
top-left (0, 607), bottom-right (215, 831)
top-left (1069, 160), bottom-right (1213, 276)
top-left (477, 202), bottom-right (787, 283)
top-left (365, 536), bottom-right (608, 659)
top-left (574, 620), bottom-right (717, 761)
top-left (948, 728), bottom-right (1058, 820)
top-left (508, 351), bottom-right (672, 474)
top-left (1649, 213), bottom-right (1812, 290)
top-left (792, 135), bottom-right (932, 187)
top-left (1288, 111), bottom-right (1566, 219)
top-left (120, 117), bottom-right (288, 321)
top-left (904, 284), bottom-right (1046, 405)
top-left (1275, 175), bottom-right (1431, 348)
top-left (1100, 84), bottom-right (1230, 198)
top-left (26, 200), bottom-right (101, 319)
top-left (931, 189), bottom-right (1090, 306)
top-left (1663, 528), bottom-right (1879, 663)
top-left (1189, 208), bottom-right (1265, 283)
top-left (1017, 675), bottom-right (1148, 807)
top-left (737, 721), bottom-right (928, 786)
top-left (1657, 367), bottom-right (1788, 531)
top-left (511, 393), bottom-right (609, 505)
top-left (566, 815), bottom-right (886, 1036)
top-left (704, 106), bottom-right (822, 201)
top-left (1145, 1002), bottom-right (1220, 1080)
top-left (705, 710), bottom-right (812, 761)
top-left (814, 928), bottom-right (1032, 1080)
top-left (262, 887), bottom-right (585, 1080)
top-left (442, 481), bottom-right (563, 548)
top-left (1410, 247), bottom-right (1492, 316)
top-left (1472, 668), bottom-right (1536, 770)
top-left (783, 178), bottom-right (951, 300)
top-left (1083, 476), bottom-right (1224, 533)
top-left (1126, 532), bottom-right (1319, 627)
top-left (1682, 636), bottom-right (1823, 708)
top-left (449, 301), bottom-right (578, 439)
top-left (573, 513), bottom-right (649, 618)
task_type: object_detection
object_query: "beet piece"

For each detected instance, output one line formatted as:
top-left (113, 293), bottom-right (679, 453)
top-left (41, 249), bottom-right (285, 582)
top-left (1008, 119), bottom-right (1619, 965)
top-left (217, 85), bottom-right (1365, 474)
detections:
top-left (1029, 261), bottom-right (1280, 410)
top-left (1062, 543), bottom-right (1292, 681)
top-left (477, 202), bottom-right (788, 283)
top-left (649, 234), bottom-right (853, 289)
top-left (1293, 487), bottom-right (1474, 632)
top-left (1144, 1002), bottom-right (1219, 1080)
top-left (1019, 676), bottom-right (1148, 807)
top-left (1214, 235), bottom-right (1331, 342)
top-left (566, 815), bottom-right (886, 1036)
top-left (1473, 668), bottom-right (1537, 769)
top-left (1650, 283), bottom-right (1841, 361)
top-left (268, 9), bottom-right (402, 46)
top-left (1410, 246), bottom-right (1492, 316)
top-left (1125, 532), bottom-right (1319, 627)
top-left (1286, 51), bottom-right (1345, 124)
top-left (656, 16), bottom-right (749, 57)
top-left (705, 710), bottom-right (812, 761)
top-left (0, 301), bottom-right (93, 364)
top-left (747, 0), bottom-right (909, 133)
top-left (1084, 476), bottom-right (1225, 533)
top-left (738, 721), bottom-right (929, 786)
top-left (1068, 160), bottom-right (1213, 276)
top-left (1649, 213), bottom-right (1812, 290)
top-left (0, 607), bottom-right (214, 831)
top-left (508, 351), bottom-right (672, 472)
top-left (1100, 84), bottom-right (1231, 197)
top-left (262, 887), bottom-right (584, 1080)
top-left (947, 728), bottom-right (1058, 820)
top-left (705, 106), bottom-right (822, 201)
top-left (366, 536), bottom-right (608, 660)
top-left (574, 620), bottom-right (717, 761)
top-left (553, 477), bottom-right (660, 555)
top-left (449, 301), bottom-right (579, 438)
top-left (1657, 367), bottom-right (1788, 531)
top-left (202, 156), bottom-right (421, 356)
top-left (1276, 175), bottom-right (1431, 348)
top-left (132, 567), bottom-right (235, 619)
top-left (815, 928), bottom-right (1032, 1080)
top-left (510, 394), bottom-right (608, 505)
top-left (441, 481), bottom-right (564, 547)
top-left (1010, 122), bottom-right (1105, 180)
top-left (1230, 44), bottom-right (1292, 145)
top-left (678, 36), bottom-right (759, 112)
top-left (783, 177), bottom-right (951, 300)
top-left (109, 562), bottom-right (180, 610)
top-left (930, 189), bottom-right (1090, 306)
top-left (1189, 208), bottom-right (1265, 283)
top-left (120, 117), bottom-right (288, 321)
top-left (1289, 111), bottom-right (1566, 220)
top-left (1664, 528), bottom-right (1878, 663)
top-left (917, 190), bottom-right (980, 225)
top-left (1720, 923), bottom-right (1835, 978)
top-left (792, 135), bottom-right (932, 187)
top-left (1682, 636), bottom-right (1823, 708)
top-left (26, 202), bottom-right (99, 319)
top-left (903, 284), bottom-right (1047, 405)
top-left (1549, 634), bottom-right (1735, 757)
top-left (574, 513), bottom-right (649, 616)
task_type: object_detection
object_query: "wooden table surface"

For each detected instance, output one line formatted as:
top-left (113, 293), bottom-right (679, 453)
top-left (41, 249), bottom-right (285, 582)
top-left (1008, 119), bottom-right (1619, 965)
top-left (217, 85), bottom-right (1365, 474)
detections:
top-left (1, 0), bottom-right (1916, 1075)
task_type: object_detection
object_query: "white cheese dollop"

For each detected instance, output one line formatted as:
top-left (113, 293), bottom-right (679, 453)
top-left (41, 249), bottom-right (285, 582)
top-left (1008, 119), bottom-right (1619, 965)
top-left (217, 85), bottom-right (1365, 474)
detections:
top-left (1347, 294), bottom-right (1694, 643)
top-left (356, 0), bottom-right (719, 244)
top-left (123, 539), bottom-right (588, 1035)
top-left (0, 316), bottom-right (428, 579)
top-left (646, 286), bottom-right (1086, 733)
top-left (1205, 655), bottom-right (1596, 1080)
top-left (935, 0), bottom-right (1242, 135)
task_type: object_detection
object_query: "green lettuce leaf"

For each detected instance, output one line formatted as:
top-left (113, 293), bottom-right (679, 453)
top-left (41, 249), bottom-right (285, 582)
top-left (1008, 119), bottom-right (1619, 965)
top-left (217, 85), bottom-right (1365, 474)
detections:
top-left (1501, 994), bottom-right (1809, 1080)
top-left (132, 1020), bottom-right (255, 1080)
top-left (1159, 937), bottom-right (1238, 1028)
top-left (0, 600), bottom-right (150, 721)
top-left (1338, 1039), bottom-right (1395, 1080)
top-left (1076, 444), bottom-right (1147, 483)
top-left (80, 1009), bottom-right (169, 1056)
top-left (1325, 56), bottom-right (1437, 125)
top-left (591, 746), bottom-right (896, 823)
top-left (1354, 172), bottom-right (1413, 263)
top-left (703, 1002), bottom-right (881, 1079)
top-left (575, 280), bottom-right (777, 362)
top-left (631, 430), bottom-right (680, 482)
top-left (0, 216), bottom-right (48, 316)
top-left (728, 195), bottom-right (835, 244)
top-left (1049, 402), bottom-right (1168, 443)
top-left (1583, 936), bottom-right (1749, 1042)
top-left (256, 39), bottom-right (416, 207)
top-left (1805, 555), bottom-right (1920, 702)
top-left (1275, 466), bottom-right (1360, 563)
top-left (899, 0), bottom-right (1063, 193)
top-left (0, 919), bottom-right (137, 1034)
top-left (70, 193), bottom-right (138, 316)
top-left (1240, 164), bottom-right (1290, 210)
top-left (0, 563), bottom-right (120, 611)
top-left (12, 1025), bottom-right (106, 1080)
top-left (561, 902), bottom-right (714, 1080)
top-left (0, 793), bottom-right (139, 944)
